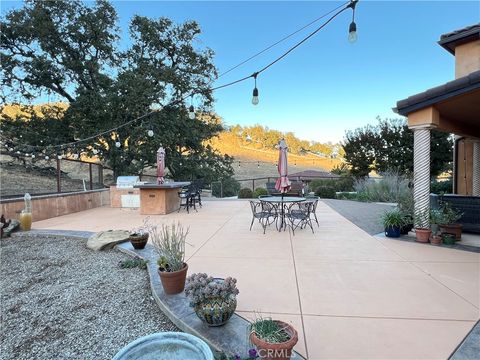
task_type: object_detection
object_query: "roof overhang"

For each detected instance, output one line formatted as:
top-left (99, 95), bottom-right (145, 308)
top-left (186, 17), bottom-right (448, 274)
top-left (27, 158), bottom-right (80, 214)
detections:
top-left (438, 24), bottom-right (480, 55)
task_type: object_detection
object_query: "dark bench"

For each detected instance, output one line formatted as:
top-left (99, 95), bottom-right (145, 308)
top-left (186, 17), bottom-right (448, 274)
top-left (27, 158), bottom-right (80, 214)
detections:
top-left (437, 194), bottom-right (480, 234)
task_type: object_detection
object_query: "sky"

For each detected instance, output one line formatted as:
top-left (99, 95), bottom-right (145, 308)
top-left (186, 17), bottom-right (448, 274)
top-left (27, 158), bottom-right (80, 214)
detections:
top-left (2, 1), bottom-right (480, 143)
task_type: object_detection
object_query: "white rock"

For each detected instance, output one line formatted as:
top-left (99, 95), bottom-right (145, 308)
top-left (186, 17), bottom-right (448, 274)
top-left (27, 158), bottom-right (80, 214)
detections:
top-left (86, 230), bottom-right (130, 251)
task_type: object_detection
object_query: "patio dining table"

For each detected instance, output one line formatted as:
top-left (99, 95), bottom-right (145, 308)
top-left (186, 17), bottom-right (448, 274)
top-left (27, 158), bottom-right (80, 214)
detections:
top-left (259, 196), bottom-right (306, 231)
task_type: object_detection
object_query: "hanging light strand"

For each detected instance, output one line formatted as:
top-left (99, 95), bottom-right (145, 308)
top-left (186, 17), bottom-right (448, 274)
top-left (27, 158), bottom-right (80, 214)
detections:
top-left (1, 0), bottom-right (358, 152)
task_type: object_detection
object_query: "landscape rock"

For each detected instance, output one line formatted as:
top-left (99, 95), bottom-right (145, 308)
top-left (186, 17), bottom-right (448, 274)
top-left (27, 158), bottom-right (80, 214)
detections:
top-left (87, 230), bottom-right (130, 251)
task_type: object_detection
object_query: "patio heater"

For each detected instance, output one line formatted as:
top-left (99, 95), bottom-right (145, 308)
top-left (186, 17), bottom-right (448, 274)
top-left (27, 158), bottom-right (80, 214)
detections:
top-left (157, 146), bottom-right (165, 184)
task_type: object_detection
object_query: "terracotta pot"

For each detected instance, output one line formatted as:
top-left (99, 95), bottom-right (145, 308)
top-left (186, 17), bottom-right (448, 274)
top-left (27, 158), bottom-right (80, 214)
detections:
top-left (250, 320), bottom-right (298, 360)
top-left (129, 233), bottom-right (148, 250)
top-left (439, 223), bottom-right (462, 240)
top-left (430, 235), bottom-right (442, 245)
top-left (415, 228), bottom-right (431, 243)
top-left (158, 263), bottom-right (188, 295)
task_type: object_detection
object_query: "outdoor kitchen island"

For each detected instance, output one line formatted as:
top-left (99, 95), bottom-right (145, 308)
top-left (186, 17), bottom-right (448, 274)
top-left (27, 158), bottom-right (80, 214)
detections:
top-left (134, 182), bottom-right (190, 215)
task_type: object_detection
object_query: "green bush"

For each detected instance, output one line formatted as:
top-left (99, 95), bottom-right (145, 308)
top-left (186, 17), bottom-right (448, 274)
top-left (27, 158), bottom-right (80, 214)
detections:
top-left (238, 188), bottom-right (253, 198)
top-left (354, 171), bottom-right (411, 203)
top-left (212, 177), bottom-right (241, 198)
top-left (336, 192), bottom-right (358, 200)
top-left (309, 177), bottom-right (354, 193)
top-left (431, 179), bottom-right (452, 194)
top-left (315, 186), bottom-right (336, 199)
top-left (253, 187), bottom-right (268, 198)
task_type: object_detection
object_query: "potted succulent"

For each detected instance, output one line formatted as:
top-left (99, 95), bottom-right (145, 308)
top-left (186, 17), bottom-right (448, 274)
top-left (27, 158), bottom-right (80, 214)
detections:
top-left (151, 222), bottom-right (189, 295)
top-left (414, 210), bottom-right (431, 243)
top-left (429, 209), bottom-right (444, 245)
top-left (442, 233), bottom-right (456, 245)
top-left (439, 203), bottom-right (463, 240)
top-left (129, 217), bottom-right (152, 250)
top-left (250, 317), bottom-right (298, 360)
top-left (185, 273), bottom-right (239, 327)
top-left (381, 209), bottom-right (406, 238)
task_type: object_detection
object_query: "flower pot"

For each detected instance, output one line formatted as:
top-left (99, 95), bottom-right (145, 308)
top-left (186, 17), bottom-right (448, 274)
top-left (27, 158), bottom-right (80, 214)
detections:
top-left (415, 228), bottom-right (431, 243)
top-left (439, 223), bottom-right (462, 240)
top-left (129, 233), bottom-right (148, 250)
top-left (194, 295), bottom-right (237, 327)
top-left (430, 235), bottom-right (442, 245)
top-left (400, 223), bottom-right (413, 235)
top-left (250, 320), bottom-right (298, 360)
top-left (385, 226), bottom-right (401, 238)
top-left (158, 263), bottom-right (188, 295)
top-left (442, 233), bottom-right (456, 245)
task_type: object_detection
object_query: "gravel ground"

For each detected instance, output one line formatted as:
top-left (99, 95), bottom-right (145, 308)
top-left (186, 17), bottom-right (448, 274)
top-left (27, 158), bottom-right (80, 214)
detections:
top-left (0, 234), bottom-right (178, 360)
top-left (322, 199), bottom-right (396, 235)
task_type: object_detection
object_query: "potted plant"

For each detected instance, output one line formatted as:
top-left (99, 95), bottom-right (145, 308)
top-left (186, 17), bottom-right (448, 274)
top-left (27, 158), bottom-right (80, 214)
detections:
top-left (129, 217), bottom-right (152, 250)
top-left (397, 191), bottom-right (414, 235)
top-left (442, 233), bottom-right (456, 245)
top-left (429, 209), bottom-right (444, 245)
top-left (414, 210), bottom-right (431, 243)
top-left (381, 209), bottom-right (406, 238)
top-left (185, 273), bottom-right (239, 327)
top-left (151, 222), bottom-right (189, 295)
top-left (439, 203), bottom-right (463, 240)
top-left (250, 317), bottom-right (298, 360)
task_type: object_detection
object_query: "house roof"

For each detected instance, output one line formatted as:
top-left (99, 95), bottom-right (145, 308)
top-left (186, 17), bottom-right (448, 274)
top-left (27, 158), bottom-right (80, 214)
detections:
top-left (438, 23), bottom-right (480, 54)
top-left (395, 69), bottom-right (480, 116)
top-left (289, 170), bottom-right (338, 179)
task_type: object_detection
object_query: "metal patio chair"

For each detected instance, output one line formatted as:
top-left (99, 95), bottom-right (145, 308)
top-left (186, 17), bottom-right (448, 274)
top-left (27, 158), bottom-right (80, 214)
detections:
top-left (286, 201), bottom-right (314, 235)
top-left (249, 200), bottom-right (277, 234)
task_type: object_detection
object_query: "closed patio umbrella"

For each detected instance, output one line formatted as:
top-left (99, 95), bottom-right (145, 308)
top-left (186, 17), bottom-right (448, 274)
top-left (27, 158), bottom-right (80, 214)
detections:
top-left (275, 139), bottom-right (291, 196)
top-left (157, 146), bottom-right (165, 184)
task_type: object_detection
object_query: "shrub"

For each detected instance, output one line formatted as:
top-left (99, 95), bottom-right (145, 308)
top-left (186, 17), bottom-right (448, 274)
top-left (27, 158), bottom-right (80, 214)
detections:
top-left (253, 187), bottom-right (268, 198)
top-left (354, 171), bottom-right (411, 203)
top-left (212, 177), bottom-right (241, 198)
top-left (238, 188), bottom-right (253, 198)
top-left (315, 186), bottom-right (336, 199)
top-left (381, 209), bottom-right (407, 229)
top-left (431, 178), bottom-right (452, 194)
top-left (309, 177), bottom-right (354, 193)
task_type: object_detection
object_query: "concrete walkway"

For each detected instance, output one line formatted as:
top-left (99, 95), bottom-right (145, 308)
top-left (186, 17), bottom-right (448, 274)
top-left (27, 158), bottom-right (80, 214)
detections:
top-left (32, 200), bottom-right (479, 359)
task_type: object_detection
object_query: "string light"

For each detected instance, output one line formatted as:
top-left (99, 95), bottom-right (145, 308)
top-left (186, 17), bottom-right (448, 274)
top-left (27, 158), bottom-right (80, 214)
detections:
top-left (252, 73), bottom-right (259, 105)
top-left (348, 0), bottom-right (358, 43)
top-left (1, 1), bottom-right (357, 152)
top-left (45, 155), bottom-right (49, 160)
top-left (188, 96), bottom-right (195, 120)
top-left (147, 130), bottom-right (154, 137)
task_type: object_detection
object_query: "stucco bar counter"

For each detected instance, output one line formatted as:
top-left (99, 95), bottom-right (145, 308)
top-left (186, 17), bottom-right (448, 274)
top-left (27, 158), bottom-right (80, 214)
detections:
top-left (134, 182), bottom-right (190, 215)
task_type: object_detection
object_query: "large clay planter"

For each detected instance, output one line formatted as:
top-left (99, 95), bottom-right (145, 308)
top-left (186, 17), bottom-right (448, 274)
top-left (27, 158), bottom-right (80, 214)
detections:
top-left (250, 320), bottom-right (298, 360)
top-left (129, 233), bottom-right (148, 250)
top-left (158, 263), bottom-right (188, 295)
top-left (439, 223), bottom-right (462, 240)
top-left (415, 228), bottom-right (431, 243)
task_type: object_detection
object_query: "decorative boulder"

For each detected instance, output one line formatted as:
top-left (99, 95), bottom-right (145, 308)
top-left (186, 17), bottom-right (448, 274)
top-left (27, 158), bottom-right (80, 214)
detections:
top-left (87, 230), bottom-right (130, 251)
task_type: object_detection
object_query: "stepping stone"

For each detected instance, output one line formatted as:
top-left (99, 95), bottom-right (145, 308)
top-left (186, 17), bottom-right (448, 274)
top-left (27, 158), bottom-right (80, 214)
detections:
top-left (87, 230), bottom-right (130, 251)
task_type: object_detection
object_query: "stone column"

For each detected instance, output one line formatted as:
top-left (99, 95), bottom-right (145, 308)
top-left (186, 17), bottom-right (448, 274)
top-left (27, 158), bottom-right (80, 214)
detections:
top-left (413, 127), bottom-right (431, 228)
top-left (473, 141), bottom-right (480, 196)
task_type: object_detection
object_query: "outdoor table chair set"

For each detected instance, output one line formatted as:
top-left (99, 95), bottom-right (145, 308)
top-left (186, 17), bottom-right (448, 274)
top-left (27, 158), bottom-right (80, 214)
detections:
top-left (178, 180), bottom-right (203, 213)
top-left (249, 195), bottom-right (319, 234)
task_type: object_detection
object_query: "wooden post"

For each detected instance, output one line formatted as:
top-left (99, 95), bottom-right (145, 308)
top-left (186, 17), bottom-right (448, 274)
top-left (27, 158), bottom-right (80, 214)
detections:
top-left (252, 179), bottom-right (255, 190)
top-left (89, 163), bottom-right (93, 190)
top-left (56, 158), bottom-right (61, 193)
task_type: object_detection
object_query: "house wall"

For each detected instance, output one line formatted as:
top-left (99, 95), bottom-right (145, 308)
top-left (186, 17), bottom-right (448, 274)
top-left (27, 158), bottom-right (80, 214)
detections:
top-left (455, 139), bottom-right (474, 195)
top-left (0, 189), bottom-right (110, 222)
top-left (455, 40), bottom-right (480, 78)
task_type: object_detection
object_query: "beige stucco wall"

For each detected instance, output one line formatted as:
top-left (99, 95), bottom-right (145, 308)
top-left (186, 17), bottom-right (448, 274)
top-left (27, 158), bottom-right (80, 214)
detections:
top-left (455, 40), bottom-right (480, 78)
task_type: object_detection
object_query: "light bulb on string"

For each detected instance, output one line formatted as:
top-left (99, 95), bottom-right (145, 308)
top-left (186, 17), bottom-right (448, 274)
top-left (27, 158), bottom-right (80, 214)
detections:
top-left (348, 0), bottom-right (358, 43)
top-left (147, 130), bottom-right (154, 137)
top-left (115, 141), bottom-right (121, 148)
top-left (252, 73), bottom-right (259, 105)
top-left (188, 94), bottom-right (196, 120)
top-left (92, 148), bottom-right (98, 155)
top-left (58, 154), bottom-right (63, 160)
top-left (31, 154), bottom-right (35, 159)
top-left (45, 155), bottom-right (49, 160)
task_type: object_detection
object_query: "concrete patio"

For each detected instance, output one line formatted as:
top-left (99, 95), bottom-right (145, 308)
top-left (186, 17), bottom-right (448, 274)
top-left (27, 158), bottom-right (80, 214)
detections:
top-left (32, 200), bottom-right (479, 359)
